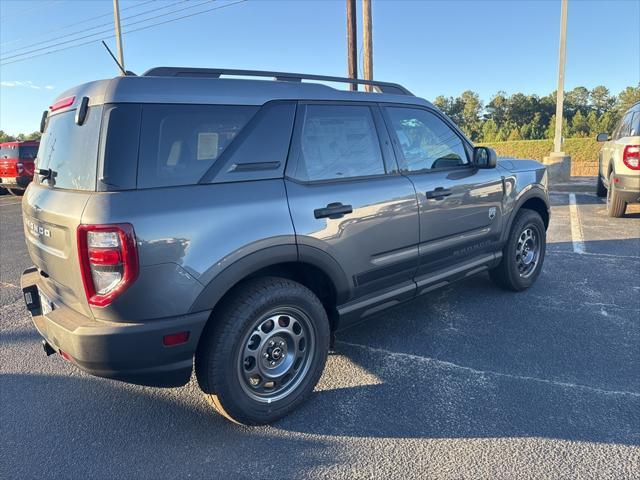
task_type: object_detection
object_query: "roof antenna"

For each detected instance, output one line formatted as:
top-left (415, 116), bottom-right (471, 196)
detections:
top-left (101, 40), bottom-right (132, 76)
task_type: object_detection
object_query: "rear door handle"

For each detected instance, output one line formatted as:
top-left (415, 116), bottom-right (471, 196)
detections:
top-left (314, 202), bottom-right (353, 219)
top-left (425, 187), bottom-right (452, 200)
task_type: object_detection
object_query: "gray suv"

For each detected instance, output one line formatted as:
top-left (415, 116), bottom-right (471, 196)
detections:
top-left (20, 68), bottom-right (549, 425)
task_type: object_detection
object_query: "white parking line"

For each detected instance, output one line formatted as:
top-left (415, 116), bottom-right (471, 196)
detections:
top-left (568, 193), bottom-right (586, 254)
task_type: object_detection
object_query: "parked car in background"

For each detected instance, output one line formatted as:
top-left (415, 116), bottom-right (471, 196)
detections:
top-left (596, 101), bottom-right (640, 217)
top-left (0, 140), bottom-right (39, 196)
top-left (20, 68), bottom-right (549, 425)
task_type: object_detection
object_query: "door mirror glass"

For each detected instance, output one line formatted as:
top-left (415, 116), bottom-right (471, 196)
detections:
top-left (596, 133), bottom-right (610, 142)
top-left (473, 146), bottom-right (497, 168)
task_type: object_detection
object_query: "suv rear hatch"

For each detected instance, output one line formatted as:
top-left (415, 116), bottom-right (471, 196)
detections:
top-left (22, 102), bottom-right (103, 318)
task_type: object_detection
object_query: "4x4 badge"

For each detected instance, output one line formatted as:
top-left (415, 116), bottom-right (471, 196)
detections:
top-left (488, 207), bottom-right (497, 220)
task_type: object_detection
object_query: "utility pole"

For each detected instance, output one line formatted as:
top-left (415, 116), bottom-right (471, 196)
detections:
top-left (362, 0), bottom-right (373, 92)
top-left (112, 0), bottom-right (125, 75)
top-left (346, 0), bottom-right (358, 90)
top-left (553, 0), bottom-right (568, 153)
top-left (543, 0), bottom-right (571, 182)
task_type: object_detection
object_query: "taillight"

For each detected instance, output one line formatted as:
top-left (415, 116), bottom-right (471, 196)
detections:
top-left (623, 145), bottom-right (640, 170)
top-left (77, 224), bottom-right (138, 307)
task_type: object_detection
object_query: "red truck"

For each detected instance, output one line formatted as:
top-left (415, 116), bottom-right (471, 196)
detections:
top-left (0, 140), bottom-right (39, 195)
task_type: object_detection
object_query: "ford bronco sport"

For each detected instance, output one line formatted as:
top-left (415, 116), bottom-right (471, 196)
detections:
top-left (21, 68), bottom-right (549, 425)
top-left (596, 101), bottom-right (640, 217)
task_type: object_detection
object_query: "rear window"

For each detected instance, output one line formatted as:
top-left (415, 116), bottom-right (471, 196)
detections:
top-left (137, 104), bottom-right (258, 188)
top-left (36, 107), bottom-right (102, 190)
top-left (19, 145), bottom-right (38, 160)
top-left (0, 145), bottom-right (18, 159)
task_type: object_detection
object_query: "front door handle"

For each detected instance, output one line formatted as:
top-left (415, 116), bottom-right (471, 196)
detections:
top-left (314, 202), bottom-right (353, 219)
top-left (425, 187), bottom-right (452, 200)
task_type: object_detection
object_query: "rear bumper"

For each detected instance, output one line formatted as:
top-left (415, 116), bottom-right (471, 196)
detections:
top-left (613, 173), bottom-right (640, 203)
top-left (0, 175), bottom-right (31, 189)
top-left (21, 267), bottom-right (211, 387)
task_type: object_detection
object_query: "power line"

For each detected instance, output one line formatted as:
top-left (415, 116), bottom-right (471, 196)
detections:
top-left (0, 0), bottom-right (63, 21)
top-left (2, 0), bottom-right (180, 55)
top-left (0, 0), bottom-right (157, 48)
top-left (1, 0), bottom-right (247, 67)
top-left (1, 0), bottom-right (213, 61)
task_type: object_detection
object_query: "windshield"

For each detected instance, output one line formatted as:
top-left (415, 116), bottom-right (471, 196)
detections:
top-left (36, 106), bottom-right (102, 190)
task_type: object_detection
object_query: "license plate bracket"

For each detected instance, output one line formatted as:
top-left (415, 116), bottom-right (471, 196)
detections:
top-left (22, 285), bottom-right (42, 316)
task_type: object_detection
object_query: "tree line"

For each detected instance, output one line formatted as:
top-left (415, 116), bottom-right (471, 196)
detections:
top-left (433, 85), bottom-right (640, 143)
top-left (0, 130), bottom-right (41, 143)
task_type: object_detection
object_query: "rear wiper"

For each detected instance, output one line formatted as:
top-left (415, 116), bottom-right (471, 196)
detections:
top-left (38, 168), bottom-right (57, 184)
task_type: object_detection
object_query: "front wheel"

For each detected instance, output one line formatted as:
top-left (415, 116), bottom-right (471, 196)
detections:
top-left (490, 209), bottom-right (546, 291)
top-left (195, 277), bottom-right (330, 425)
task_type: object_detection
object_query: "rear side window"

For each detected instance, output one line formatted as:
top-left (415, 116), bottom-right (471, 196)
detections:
top-left (36, 107), bottom-right (102, 190)
top-left (137, 104), bottom-right (258, 188)
top-left (630, 112), bottom-right (639, 136)
top-left (385, 107), bottom-right (469, 172)
top-left (290, 104), bottom-right (385, 182)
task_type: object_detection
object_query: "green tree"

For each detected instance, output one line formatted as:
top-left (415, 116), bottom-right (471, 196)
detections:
top-left (586, 111), bottom-right (599, 137)
top-left (507, 127), bottom-right (522, 141)
top-left (460, 90), bottom-right (483, 140)
top-left (590, 85), bottom-right (614, 115)
top-left (597, 111), bottom-right (617, 135)
top-left (570, 110), bottom-right (589, 137)
top-left (0, 130), bottom-right (16, 143)
top-left (486, 91), bottom-right (508, 125)
top-left (616, 85), bottom-right (640, 114)
top-left (565, 86), bottom-right (590, 117)
top-left (481, 118), bottom-right (498, 142)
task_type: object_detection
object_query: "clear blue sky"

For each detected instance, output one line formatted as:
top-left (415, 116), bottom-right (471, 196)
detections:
top-left (1, 0), bottom-right (638, 135)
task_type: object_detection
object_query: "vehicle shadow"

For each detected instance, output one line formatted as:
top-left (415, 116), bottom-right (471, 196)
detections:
top-left (0, 372), bottom-right (335, 479)
top-left (278, 238), bottom-right (639, 444)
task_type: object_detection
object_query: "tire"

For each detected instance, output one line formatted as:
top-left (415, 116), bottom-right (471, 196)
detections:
top-left (606, 173), bottom-right (626, 218)
top-left (195, 276), bottom-right (330, 425)
top-left (490, 209), bottom-right (546, 292)
top-left (0, 187), bottom-right (7, 195)
top-left (596, 173), bottom-right (607, 197)
top-left (8, 188), bottom-right (24, 196)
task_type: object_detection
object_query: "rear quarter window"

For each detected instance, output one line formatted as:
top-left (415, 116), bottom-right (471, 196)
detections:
top-left (137, 104), bottom-right (258, 188)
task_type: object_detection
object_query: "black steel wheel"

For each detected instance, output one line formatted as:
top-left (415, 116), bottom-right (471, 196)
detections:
top-left (490, 209), bottom-right (546, 291)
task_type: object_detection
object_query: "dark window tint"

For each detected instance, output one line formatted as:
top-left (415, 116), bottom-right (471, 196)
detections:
top-left (386, 107), bottom-right (469, 171)
top-left (19, 145), bottom-right (39, 159)
top-left (617, 112), bottom-right (633, 139)
top-left (291, 104), bottom-right (385, 181)
top-left (36, 107), bottom-right (102, 190)
top-left (630, 112), bottom-right (639, 136)
top-left (137, 104), bottom-right (258, 188)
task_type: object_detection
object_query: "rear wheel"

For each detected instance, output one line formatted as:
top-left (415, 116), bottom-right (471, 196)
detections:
top-left (490, 209), bottom-right (546, 291)
top-left (8, 188), bottom-right (24, 196)
top-left (0, 187), bottom-right (7, 195)
top-left (596, 173), bottom-right (607, 197)
top-left (606, 173), bottom-right (626, 217)
top-left (195, 277), bottom-right (330, 425)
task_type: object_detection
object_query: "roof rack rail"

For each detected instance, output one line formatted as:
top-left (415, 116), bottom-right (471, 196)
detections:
top-left (142, 67), bottom-right (413, 96)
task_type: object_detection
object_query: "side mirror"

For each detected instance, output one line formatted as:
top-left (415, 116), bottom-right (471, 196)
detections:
top-left (473, 146), bottom-right (497, 169)
top-left (596, 133), bottom-right (610, 142)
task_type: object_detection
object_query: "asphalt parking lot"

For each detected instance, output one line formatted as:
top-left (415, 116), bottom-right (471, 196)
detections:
top-left (1, 188), bottom-right (639, 479)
